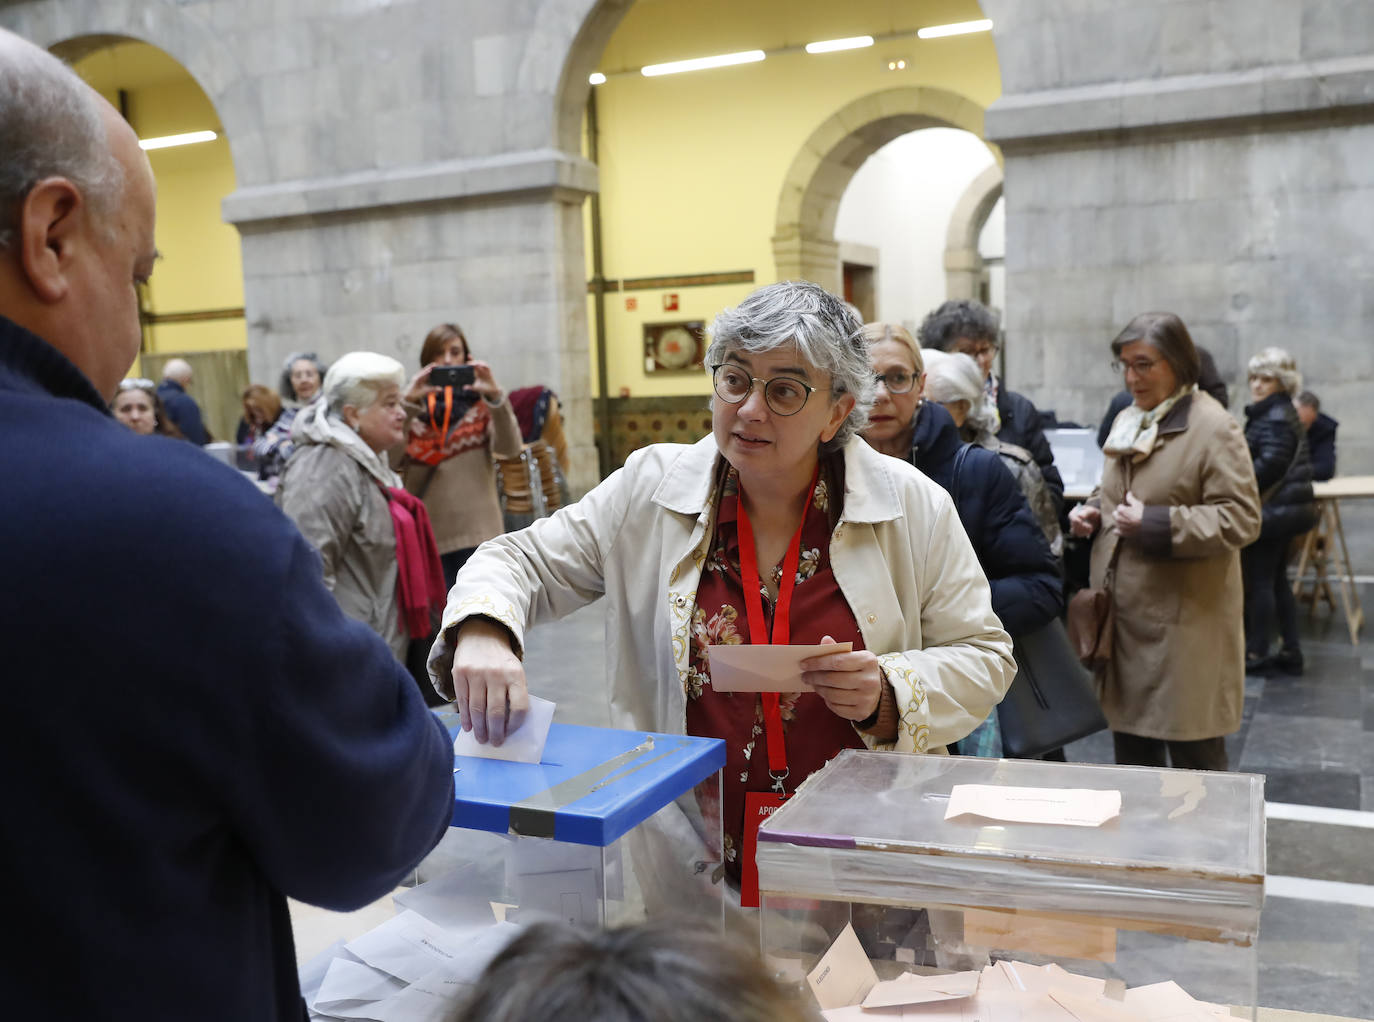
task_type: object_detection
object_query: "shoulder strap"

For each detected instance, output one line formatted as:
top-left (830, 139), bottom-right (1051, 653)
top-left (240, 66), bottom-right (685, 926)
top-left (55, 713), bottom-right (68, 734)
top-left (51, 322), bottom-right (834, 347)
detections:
top-left (951, 443), bottom-right (972, 508)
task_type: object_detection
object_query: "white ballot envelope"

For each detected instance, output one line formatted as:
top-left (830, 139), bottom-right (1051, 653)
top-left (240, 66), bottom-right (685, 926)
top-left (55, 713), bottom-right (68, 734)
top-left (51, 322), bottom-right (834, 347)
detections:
top-left (452, 693), bottom-right (555, 764)
top-left (863, 970), bottom-right (981, 1009)
top-left (944, 784), bottom-right (1122, 827)
top-left (806, 922), bottom-right (879, 1010)
top-left (707, 642), bottom-right (852, 692)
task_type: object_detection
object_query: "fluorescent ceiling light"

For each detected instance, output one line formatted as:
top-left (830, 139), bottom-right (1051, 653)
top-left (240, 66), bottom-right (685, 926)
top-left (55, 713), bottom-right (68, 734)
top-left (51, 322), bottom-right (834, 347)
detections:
top-left (641, 50), bottom-right (765, 77)
top-left (918, 19), bottom-right (993, 39)
top-left (805, 35), bottom-right (874, 54)
top-left (588, 72), bottom-right (607, 85)
top-left (139, 130), bottom-right (217, 151)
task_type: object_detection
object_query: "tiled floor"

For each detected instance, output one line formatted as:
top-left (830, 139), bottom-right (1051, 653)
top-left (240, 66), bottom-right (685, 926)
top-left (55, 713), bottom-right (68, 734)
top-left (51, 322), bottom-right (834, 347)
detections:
top-left (521, 583), bottom-right (1374, 1018)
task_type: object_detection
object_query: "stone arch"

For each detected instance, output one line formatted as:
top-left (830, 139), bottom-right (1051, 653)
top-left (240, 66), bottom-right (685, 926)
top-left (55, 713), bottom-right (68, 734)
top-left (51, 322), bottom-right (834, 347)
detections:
top-left (773, 86), bottom-right (995, 294)
top-left (5, 3), bottom-right (263, 186)
top-left (944, 162), bottom-right (1004, 301)
top-left (521, 0), bottom-right (634, 154)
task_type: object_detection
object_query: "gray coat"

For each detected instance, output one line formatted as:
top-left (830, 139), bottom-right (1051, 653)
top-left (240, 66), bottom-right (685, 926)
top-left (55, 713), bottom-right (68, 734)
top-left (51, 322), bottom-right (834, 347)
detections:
top-left (278, 443), bottom-right (405, 659)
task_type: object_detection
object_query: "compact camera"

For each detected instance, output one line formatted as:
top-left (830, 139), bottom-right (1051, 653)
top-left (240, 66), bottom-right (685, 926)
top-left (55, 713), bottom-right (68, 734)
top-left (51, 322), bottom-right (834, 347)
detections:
top-left (430, 364), bottom-right (475, 388)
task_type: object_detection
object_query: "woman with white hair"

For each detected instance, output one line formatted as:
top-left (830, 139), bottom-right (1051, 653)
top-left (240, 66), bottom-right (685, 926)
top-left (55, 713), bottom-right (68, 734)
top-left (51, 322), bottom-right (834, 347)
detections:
top-left (433, 282), bottom-right (1014, 908)
top-left (861, 324), bottom-right (1061, 758)
top-left (924, 349), bottom-right (1063, 557)
top-left (277, 353), bottom-right (447, 661)
top-left (1242, 347), bottom-right (1317, 675)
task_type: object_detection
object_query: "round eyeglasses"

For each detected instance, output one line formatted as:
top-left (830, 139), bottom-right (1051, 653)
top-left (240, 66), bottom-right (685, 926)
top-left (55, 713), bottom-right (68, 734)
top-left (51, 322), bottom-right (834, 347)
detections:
top-left (711, 363), bottom-right (817, 416)
top-left (874, 370), bottom-right (916, 394)
top-left (1110, 358), bottom-right (1162, 375)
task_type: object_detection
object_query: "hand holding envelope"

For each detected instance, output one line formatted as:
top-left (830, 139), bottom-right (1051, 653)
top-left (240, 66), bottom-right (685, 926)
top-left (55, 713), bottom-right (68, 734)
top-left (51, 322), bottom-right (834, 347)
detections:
top-left (708, 634), bottom-right (885, 722)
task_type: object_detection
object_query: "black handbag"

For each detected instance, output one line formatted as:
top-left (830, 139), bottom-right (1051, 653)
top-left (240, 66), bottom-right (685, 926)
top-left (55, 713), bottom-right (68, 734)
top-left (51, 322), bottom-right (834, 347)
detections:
top-left (999, 619), bottom-right (1109, 758)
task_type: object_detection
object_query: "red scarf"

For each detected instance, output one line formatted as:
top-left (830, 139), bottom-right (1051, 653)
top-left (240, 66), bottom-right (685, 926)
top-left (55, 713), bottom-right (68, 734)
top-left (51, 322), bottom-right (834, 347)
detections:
top-left (383, 486), bottom-right (447, 639)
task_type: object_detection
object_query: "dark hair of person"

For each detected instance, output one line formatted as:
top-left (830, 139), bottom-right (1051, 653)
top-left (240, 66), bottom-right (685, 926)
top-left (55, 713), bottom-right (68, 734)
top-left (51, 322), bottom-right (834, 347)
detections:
top-left (1109, 311), bottom-right (1201, 387)
top-left (450, 919), bottom-right (817, 1022)
top-left (1296, 390), bottom-right (1320, 412)
top-left (420, 323), bottom-right (472, 368)
top-left (241, 383), bottom-right (283, 427)
top-left (917, 299), bottom-right (999, 351)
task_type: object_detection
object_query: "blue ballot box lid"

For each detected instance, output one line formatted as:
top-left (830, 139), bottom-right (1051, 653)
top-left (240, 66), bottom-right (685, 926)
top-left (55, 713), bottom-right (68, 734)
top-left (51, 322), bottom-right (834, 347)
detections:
top-left (438, 716), bottom-right (726, 847)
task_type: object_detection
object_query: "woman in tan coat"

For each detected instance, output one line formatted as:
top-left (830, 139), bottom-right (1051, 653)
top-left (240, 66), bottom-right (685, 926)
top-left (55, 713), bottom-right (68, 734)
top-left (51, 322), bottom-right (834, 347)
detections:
top-left (1069, 313), bottom-right (1260, 770)
top-left (399, 323), bottom-right (523, 587)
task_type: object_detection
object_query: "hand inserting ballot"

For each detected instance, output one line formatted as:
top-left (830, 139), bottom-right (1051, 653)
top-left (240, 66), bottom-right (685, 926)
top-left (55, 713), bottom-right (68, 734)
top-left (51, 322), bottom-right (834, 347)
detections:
top-left (450, 617), bottom-right (529, 746)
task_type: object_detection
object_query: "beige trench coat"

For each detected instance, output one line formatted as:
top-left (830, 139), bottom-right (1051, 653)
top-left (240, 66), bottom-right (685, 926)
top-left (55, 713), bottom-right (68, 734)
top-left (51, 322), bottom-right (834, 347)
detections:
top-left (1088, 392), bottom-right (1261, 741)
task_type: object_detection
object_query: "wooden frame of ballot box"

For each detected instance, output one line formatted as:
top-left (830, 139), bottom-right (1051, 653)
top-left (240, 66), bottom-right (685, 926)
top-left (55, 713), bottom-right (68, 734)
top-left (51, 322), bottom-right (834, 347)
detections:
top-left (756, 753), bottom-right (1264, 1017)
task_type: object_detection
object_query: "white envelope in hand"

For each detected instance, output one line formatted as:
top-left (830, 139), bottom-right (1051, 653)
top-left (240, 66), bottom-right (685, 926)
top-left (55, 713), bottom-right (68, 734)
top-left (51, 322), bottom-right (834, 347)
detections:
top-left (452, 694), bottom-right (555, 764)
top-left (707, 642), bottom-right (852, 693)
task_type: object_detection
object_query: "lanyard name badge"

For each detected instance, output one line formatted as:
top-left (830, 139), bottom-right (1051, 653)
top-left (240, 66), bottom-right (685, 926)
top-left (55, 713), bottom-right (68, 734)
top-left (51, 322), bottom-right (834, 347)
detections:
top-left (736, 470), bottom-right (817, 908)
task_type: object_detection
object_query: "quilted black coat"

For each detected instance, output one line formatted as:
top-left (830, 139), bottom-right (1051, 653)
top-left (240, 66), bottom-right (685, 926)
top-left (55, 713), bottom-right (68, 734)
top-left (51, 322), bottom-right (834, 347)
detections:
top-left (1243, 391), bottom-right (1317, 539)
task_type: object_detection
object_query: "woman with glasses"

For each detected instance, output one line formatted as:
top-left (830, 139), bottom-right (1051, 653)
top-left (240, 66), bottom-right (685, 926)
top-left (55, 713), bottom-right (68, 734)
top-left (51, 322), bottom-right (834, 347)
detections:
top-left (1241, 348), bottom-right (1316, 675)
top-left (111, 378), bottom-right (183, 439)
top-left (1068, 313), bottom-right (1260, 770)
top-left (918, 299), bottom-right (1064, 514)
top-left (862, 326), bottom-right (1061, 758)
top-left (430, 281), bottom-right (1014, 909)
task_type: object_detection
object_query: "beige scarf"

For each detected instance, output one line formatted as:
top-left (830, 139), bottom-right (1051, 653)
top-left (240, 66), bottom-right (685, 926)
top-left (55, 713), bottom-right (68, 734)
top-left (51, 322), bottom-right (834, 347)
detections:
top-left (1102, 385), bottom-right (1195, 462)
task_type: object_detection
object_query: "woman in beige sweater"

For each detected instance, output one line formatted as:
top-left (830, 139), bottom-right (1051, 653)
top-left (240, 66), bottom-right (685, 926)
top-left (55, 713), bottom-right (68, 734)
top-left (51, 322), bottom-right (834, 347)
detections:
top-left (398, 323), bottom-right (522, 586)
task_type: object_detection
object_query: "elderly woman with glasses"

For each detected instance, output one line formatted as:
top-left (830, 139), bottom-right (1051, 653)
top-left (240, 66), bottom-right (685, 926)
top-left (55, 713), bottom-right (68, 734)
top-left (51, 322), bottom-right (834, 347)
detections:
top-left (862, 325), bottom-right (1061, 758)
top-left (431, 282), bottom-right (1014, 908)
top-left (1068, 313), bottom-right (1260, 770)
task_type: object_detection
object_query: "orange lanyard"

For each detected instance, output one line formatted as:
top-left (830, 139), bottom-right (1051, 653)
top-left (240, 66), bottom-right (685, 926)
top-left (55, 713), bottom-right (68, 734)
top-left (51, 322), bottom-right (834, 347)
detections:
top-left (734, 468), bottom-right (818, 792)
top-left (426, 387), bottom-right (453, 440)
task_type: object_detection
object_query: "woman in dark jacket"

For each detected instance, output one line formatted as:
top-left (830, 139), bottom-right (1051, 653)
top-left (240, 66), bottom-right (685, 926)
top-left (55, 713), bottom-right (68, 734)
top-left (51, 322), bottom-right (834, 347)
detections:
top-left (1242, 347), bottom-right (1317, 675)
top-left (862, 323), bottom-right (1062, 756)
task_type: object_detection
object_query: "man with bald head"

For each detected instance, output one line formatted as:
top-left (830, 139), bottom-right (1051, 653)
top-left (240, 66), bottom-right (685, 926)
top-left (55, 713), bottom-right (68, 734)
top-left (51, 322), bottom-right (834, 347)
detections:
top-left (157, 355), bottom-right (210, 443)
top-left (0, 29), bottom-right (454, 1020)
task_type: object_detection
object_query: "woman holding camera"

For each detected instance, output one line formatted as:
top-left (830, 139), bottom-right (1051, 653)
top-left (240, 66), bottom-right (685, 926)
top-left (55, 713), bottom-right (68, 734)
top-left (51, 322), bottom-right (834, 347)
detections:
top-left (399, 323), bottom-right (522, 587)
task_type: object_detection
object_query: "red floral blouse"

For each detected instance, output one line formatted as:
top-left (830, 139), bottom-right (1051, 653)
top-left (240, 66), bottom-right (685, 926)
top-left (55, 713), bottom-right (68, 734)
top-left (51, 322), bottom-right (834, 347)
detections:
top-left (685, 460), bottom-right (865, 883)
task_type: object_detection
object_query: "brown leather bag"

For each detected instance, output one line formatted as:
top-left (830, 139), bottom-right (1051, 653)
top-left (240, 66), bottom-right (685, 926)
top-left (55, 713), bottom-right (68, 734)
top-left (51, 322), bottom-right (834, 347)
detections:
top-left (1066, 580), bottom-right (1115, 669)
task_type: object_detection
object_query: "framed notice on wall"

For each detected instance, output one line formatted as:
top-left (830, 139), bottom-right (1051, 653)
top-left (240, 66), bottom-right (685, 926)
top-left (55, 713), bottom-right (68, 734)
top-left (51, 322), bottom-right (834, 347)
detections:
top-left (643, 320), bottom-right (706, 373)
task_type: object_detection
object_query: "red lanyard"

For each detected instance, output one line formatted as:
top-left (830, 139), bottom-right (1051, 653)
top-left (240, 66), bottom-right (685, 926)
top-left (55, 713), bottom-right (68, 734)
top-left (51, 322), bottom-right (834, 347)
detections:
top-left (734, 468), bottom-right (818, 793)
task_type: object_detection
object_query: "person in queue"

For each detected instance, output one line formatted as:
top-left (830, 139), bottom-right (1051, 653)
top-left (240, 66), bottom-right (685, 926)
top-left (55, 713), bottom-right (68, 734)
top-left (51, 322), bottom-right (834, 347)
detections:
top-left (398, 322), bottom-right (523, 586)
top-left (237, 382), bottom-right (294, 482)
top-left (156, 356), bottom-right (210, 444)
top-left (861, 324), bottom-right (1061, 758)
top-left (923, 348), bottom-right (1063, 558)
top-left (0, 30), bottom-right (453, 1020)
top-left (1068, 313), bottom-right (1260, 770)
top-left (431, 282), bottom-right (1015, 903)
top-left (1295, 390), bottom-right (1337, 482)
top-left (1097, 344), bottom-right (1230, 448)
top-left (451, 919), bottom-right (819, 1022)
top-left (918, 299), bottom-right (1064, 513)
top-left (1242, 348), bottom-right (1317, 676)
top-left (280, 349), bottom-right (326, 407)
top-left (278, 352), bottom-right (448, 662)
top-left (111, 376), bottom-right (184, 439)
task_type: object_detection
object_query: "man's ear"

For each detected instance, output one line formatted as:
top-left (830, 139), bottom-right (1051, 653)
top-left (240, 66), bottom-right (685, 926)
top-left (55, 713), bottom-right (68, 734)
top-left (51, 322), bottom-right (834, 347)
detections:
top-left (18, 177), bottom-right (84, 304)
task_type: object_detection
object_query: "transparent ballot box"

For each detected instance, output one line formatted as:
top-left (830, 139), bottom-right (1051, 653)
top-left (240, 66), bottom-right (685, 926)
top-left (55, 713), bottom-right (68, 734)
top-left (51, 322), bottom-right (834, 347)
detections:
top-left (757, 752), bottom-right (1264, 1015)
top-left (433, 717), bottom-right (726, 930)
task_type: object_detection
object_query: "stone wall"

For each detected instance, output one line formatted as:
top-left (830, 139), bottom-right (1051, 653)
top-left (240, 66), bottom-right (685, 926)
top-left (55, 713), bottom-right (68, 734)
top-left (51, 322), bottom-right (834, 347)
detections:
top-left (983, 0), bottom-right (1374, 472)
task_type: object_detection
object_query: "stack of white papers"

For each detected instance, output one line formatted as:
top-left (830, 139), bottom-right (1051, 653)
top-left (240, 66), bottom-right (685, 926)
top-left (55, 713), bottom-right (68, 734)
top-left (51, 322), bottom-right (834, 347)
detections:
top-left (304, 875), bottom-right (523, 1021)
top-left (811, 926), bottom-right (1235, 1022)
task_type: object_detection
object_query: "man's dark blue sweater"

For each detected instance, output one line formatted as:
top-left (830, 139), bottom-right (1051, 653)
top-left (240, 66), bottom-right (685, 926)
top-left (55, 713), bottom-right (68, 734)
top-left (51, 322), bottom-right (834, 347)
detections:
top-left (0, 316), bottom-right (455, 1020)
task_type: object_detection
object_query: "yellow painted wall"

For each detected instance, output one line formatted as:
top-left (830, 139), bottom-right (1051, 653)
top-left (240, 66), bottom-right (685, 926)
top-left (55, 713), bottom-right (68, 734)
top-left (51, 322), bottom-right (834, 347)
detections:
top-left (584, 0), bottom-right (999, 399)
top-left (73, 45), bottom-right (245, 357)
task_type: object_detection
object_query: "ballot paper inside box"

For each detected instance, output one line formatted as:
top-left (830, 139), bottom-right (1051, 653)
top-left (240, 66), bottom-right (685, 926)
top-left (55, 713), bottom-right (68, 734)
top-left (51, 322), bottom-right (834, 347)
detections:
top-left (437, 715), bottom-right (727, 930)
top-left (755, 752), bottom-right (1265, 1019)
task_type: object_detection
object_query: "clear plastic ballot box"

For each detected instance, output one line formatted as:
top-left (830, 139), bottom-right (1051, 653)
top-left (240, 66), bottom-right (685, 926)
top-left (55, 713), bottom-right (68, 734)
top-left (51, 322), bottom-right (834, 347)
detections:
top-left (756, 752), bottom-right (1265, 1014)
top-left (436, 715), bottom-right (727, 930)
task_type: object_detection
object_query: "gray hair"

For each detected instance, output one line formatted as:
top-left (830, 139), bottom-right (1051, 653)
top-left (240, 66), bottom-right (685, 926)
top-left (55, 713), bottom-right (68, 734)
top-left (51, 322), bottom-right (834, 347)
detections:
top-left (1247, 346), bottom-right (1302, 396)
top-left (923, 349), bottom-right (992, 432)
top-left (0, 29), bottom-right (125, 251)
top-left (917, 299), bottom-right (1000, 350)
top-left (452, 919), bottom-right (819, 1022)
top-left (322, 351), bottom-right (404, 417)
top-left (279, 350), bottom-right (329, 401)
top-left (706, 280), bottom-right (873, 451)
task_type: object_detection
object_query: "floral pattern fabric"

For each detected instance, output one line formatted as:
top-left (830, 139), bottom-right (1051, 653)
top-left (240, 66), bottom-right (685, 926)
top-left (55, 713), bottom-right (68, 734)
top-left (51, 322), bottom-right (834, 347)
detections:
top-left (684, 462), bottom-right (865, 882)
